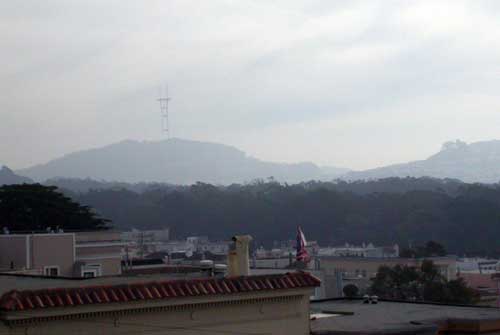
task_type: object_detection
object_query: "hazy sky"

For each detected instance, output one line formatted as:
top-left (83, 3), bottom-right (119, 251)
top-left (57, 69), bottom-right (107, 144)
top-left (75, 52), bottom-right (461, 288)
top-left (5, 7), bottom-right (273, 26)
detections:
top-left (2, 0), bottom-right (500, 170)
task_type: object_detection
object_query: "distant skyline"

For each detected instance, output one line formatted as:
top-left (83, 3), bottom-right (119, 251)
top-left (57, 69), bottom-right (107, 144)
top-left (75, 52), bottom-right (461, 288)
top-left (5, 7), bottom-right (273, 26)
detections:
top-left (2, 1), bottom-right (500, 170)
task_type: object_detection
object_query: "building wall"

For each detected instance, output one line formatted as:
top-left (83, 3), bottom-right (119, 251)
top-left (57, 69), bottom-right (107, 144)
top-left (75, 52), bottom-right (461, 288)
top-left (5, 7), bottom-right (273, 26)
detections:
top-left (253, 258), bottom-right (295, 269)
top-left (0, 236), bottom-right (27, 270)
top-left (0, 232), bottom-right (122, 278)
top-left (76, 245), bottom-right (123, 257)
top-left (0, 234), bottom-right (75, 276)
top-left (76, 231), bottom-right (122, 243)
top-left (322, 270), bottom-right (343, 298)
top-left (74, 231), bottom-right (123, 277)
top-left (31, 234), bottom-right (75, 277)
top-left (1, 290), bottom-right (313, 335)
top-left (75, 257), bottom-right (122, 277)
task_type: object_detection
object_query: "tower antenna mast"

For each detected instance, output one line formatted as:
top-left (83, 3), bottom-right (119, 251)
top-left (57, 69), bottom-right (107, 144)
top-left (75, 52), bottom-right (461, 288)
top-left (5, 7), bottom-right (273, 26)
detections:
top-left (157, 85), bottom-right (171, 138)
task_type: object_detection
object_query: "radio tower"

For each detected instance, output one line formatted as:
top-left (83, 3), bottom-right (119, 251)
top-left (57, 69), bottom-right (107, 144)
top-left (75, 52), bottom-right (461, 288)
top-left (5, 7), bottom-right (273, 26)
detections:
top-left (157, 85), bottom-right (171, 138)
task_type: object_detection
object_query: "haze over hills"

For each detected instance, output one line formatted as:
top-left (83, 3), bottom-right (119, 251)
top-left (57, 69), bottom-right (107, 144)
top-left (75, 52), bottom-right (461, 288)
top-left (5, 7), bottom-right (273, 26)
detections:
top-left (12, 138), bottom-right (500, 185)
top-left (0, 166), bottom-right (33, 186)
top-left (344, 140), bottom-right (500, 183)
top-left (17, 138), bottom-right (349, 184)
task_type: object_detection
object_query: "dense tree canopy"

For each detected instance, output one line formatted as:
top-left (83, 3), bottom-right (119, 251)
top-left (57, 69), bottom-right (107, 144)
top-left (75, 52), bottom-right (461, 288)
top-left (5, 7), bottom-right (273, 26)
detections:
top-left (343, 284), bottom-right (359, 298)
top-left (0, 184), bottom-right (109, 232)
top-left (370, 261), bottom-right (477, 304)
top-left (56, 178), bottom-right (500, 256)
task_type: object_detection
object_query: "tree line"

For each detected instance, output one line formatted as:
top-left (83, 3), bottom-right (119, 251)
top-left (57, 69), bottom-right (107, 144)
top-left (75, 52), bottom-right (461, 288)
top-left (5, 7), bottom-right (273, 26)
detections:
top-left (370, 260), bottom-right (477, 304)
top-left (69, 179), bottom-right (500, 256)
top-left (3, 178), bottom-right (500, 257)
top-left (0, 184), bottom-right (109, 232)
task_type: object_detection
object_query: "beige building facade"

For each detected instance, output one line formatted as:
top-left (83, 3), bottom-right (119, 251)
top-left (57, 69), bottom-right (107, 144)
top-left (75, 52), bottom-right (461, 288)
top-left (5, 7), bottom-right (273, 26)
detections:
top-left (74, 231), bottom-right (123, 277)
top-left (0, 272), bottom-right (320, 335)
top-left (0, 232), bottom-right (122, 278)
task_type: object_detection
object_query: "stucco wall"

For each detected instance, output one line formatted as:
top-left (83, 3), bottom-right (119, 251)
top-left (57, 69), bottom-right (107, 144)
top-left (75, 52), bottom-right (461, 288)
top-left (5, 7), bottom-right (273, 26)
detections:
top-left (31, 234), bottom-right (74, 277)
top-left (76, 231), bottom-right (122, 243)
top-left (75, 257), bottom-right (122, 276)
top-left (76, 245), bottom-right (122, 257)
top-left (0, 236), bottom-right (27, 270)
top-left (1, 290), bottom-right (313, 335)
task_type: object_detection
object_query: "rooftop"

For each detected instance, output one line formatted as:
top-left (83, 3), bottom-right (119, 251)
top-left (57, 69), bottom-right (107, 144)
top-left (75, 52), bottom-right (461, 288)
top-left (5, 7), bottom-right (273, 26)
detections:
top-left (310, 299), bottom-right (500, 335)
top-left (0, 272), bottom-right (320, 312)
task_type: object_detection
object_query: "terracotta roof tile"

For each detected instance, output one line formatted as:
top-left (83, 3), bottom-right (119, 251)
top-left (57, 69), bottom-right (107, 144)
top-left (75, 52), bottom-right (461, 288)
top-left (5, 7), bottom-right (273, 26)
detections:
top-left (0, 272), bottom-right (320, 312)
top-left (34, 295), bottom-right (44, 308)
top-left (150, 286), bottom-right (161, 299)
top-left (25, 296), bottom-right (35, 309)
top-left (177, 283), bottom-right (188, 296)
top-left (44, 294), bottom-right (55, 307)
top-left (116, 288), bottom-right (128, 302)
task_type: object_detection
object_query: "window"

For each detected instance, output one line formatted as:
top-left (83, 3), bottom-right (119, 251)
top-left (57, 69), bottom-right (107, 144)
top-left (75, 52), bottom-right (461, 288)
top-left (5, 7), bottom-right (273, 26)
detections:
top-left (81, 264), bottom-right (102, 278)
top-left (44, 266), bottom-right (59, 277)
top-left (83, 270), bottom-right (97, 278)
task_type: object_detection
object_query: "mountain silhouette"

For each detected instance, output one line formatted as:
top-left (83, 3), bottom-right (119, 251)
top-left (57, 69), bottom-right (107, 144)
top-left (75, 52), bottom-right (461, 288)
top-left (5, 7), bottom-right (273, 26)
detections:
top-left (344, 140), bottom-right (500, 183)
top-left (17, 138), bottom-right (348, 184)
top-left (0, 166), bottom-right (33, 185)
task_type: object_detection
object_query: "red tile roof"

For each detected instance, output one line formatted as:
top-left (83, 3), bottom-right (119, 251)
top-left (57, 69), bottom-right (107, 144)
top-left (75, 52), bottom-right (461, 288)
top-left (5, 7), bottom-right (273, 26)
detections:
top-left (458, 273), bottom-right (497, 290)
top-left (0, 272), bottom-right (320, 312)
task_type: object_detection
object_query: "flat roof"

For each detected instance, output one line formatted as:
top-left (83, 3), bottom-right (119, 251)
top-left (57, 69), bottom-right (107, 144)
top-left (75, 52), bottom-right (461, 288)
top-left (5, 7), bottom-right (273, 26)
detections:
top-left (317, 256), bottom-right (457, 262)
top-left (310, 299), bottom-right (500, 335)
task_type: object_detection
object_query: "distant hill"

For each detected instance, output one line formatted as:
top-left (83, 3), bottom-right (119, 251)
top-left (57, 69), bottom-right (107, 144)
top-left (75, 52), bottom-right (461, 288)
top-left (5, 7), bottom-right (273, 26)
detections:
top-left (17, 138), bottom-right (348, 184)
top-left (0, 166), bottom-right (33, 185)
top-left (344, 140), bottom-right (500, 183)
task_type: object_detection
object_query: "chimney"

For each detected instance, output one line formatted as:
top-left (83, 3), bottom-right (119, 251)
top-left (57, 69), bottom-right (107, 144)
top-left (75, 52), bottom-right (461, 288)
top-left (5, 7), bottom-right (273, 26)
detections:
top-left (227, 235), bottom-right (252, 277)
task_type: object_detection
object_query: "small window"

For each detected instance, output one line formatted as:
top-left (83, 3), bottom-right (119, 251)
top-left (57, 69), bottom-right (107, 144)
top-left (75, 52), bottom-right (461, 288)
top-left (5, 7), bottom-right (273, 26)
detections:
top-left (44, 266), bottom-right (59, 277)
top-left (83, 271), bottom-right (97, 278)
top-left (81, 264), bottom-right (102, 278)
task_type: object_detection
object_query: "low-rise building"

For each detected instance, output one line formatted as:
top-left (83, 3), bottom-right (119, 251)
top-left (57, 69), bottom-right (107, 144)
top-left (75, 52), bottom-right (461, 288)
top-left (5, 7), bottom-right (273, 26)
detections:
top-left (317, 242), bottom-right (399, 258)
top-left (0, 234), bottom-right (321, 335)
top-left (75, 231), bottom-right (124, 277)
top-left (457, 257), bottom-right (500, 274)
top-left (121, 228), bottom-right (170, 243)
top-left (123, 234), bottom-right (230, 261)
top-left (458, 272), bottom-right (499, 305)
top-left (0, 272), bottom-right (320, 335)
top-left (0, 231), bottom-right (123, 278)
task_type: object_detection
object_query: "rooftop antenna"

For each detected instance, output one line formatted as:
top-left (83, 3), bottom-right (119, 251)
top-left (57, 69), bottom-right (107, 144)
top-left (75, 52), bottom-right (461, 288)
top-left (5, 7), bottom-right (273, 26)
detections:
top-left (157, 85), bottom-right (171, 138)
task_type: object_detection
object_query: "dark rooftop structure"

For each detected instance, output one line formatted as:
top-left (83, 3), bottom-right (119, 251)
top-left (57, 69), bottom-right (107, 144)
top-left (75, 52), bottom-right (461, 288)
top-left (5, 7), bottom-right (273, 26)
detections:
top-left (310, 299), bottom-right (500, 335)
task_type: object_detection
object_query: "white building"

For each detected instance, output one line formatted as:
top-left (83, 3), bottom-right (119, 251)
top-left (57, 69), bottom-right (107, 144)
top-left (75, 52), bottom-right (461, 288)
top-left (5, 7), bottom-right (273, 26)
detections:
top-left (457, 257), bottom-right (500, 274)
top-left (317, 243), bottom-right (399, 258)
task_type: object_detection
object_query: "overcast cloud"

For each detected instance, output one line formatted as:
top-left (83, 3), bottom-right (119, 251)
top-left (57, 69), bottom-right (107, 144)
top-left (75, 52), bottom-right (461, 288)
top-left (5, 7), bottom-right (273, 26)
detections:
top-left (1, 0), bottom-right (500, 170)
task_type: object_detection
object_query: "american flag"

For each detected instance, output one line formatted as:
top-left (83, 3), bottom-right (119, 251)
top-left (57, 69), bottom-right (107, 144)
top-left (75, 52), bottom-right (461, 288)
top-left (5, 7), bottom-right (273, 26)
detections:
top-left (296, 226), bottom-right (310, 263)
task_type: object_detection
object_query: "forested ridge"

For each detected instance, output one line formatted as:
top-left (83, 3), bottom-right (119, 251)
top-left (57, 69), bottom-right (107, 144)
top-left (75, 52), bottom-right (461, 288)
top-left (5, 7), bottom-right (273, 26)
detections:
top-left (59, 177), bottom-right (500, 256)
